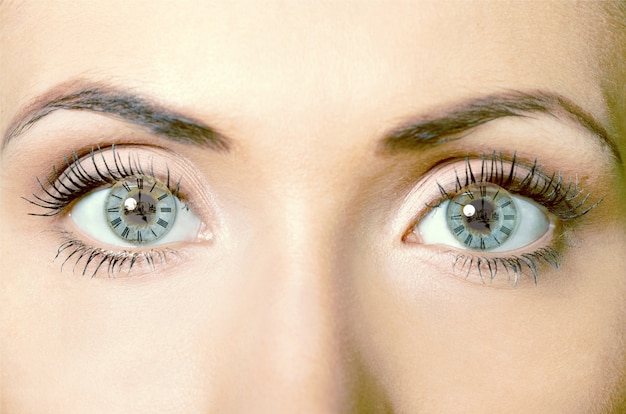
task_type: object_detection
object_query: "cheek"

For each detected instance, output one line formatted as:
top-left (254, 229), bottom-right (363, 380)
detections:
top-left (344, 228), bottom-right (626, 413)
top-left (1, 259), bottom-right (243, 412)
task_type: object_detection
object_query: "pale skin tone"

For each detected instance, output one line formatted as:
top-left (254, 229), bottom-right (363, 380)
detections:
top-left (1, 1), bottom-right (626, 413)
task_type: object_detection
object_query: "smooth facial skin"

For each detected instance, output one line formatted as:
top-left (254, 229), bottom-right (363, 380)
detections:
top-left (1, 1), bottom-right (626, 413)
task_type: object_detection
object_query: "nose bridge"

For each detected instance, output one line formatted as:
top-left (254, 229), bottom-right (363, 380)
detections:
top-left (228, 191), bottom-right (351, 412)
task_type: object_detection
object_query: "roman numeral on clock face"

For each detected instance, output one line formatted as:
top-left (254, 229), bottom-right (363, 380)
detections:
top-left (464, 234), bottom-right (473, 245)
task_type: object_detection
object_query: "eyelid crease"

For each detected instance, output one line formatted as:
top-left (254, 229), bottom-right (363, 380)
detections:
top-left (21, 144), bottom-right (222, 244)
top-left (24, 145), bottom-right (174, 216)
top-left (424, 152), bottom-right (601, 222)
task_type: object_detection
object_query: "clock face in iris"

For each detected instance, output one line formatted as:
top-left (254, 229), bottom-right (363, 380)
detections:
top-left (446, 183), bottom-right (518, 251)
top-left (105, 176), bottom-right (177, 245)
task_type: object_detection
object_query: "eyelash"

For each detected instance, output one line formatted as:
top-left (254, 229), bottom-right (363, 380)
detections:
top-left (422, 151), bottom-right (600, 285)
top-left (53, 231), bottom-right (179, 277)
top-left (23, 145), bottom-right (186, 277)
top-left (24, 148), bottom-right (599, 283)
top-left (23, 145), bottom-right (184, 216)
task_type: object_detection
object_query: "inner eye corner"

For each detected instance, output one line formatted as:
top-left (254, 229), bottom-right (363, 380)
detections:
top-left (401, 202), bottom-right (443, 245)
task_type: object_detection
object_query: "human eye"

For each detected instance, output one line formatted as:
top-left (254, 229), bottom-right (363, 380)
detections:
top-left (23, 145), bottom-right (211, 278)
top-left (417, 183), bottom-right (551, 253)
top-left (404, 152), bottom-right (600, 286)
top-left (71, 173), bottom-right (202, 247)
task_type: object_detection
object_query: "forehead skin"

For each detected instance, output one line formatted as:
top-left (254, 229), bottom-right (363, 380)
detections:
top-left (0, 1), bottom-right (622, 142)
top-left (1, 1), bottom-right (626, 413)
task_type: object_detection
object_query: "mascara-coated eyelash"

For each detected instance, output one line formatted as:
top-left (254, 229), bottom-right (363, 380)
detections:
top-left (451, 245), bottom-right (563, 286)
top-left (430, 151), bottom-right (601, 220)
top-left (409, 151), bottom-right (601, 286)
top-left (53, 231), bottom-right (180, 277)
top-left (22, 144), bottom-right (184, 216)
top-left (23, 145), bottom-right (203, 278)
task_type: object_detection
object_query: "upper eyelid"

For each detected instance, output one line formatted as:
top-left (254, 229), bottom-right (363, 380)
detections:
top-left (23, 145), bottom-right (194, 216)
top-left (390, 153), bottom-right (600, 239)
top-left (430, 155), bottom-right (599, 220)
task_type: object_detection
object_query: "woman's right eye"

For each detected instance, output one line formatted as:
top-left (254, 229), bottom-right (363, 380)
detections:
top-left (70, 174), bottom-right (204, 248)
top-left (23, 145), bottom-right (211, 277)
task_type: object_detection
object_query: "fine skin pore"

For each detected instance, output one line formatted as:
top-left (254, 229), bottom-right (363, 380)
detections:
top-left (1, 1), bottom-right (626, 413)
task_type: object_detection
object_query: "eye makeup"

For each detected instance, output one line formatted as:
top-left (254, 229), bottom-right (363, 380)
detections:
top-left (427, 152), bottom-right (600, 221)
top-left (402, 151), bottom-right (601, 286)
top-left (24, 145), bottom-right (186, 216)
top-left (22, 144), bottom-right (212, 278)
top-left (20, 137), bottom-right (604, 286)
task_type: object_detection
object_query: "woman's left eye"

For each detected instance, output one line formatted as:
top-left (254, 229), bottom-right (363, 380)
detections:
top-left (398, 154), bottom-right (601, 286)
top-left (70, 175), bottom-right (203, 248)
top-left (416, 182), bottom-right (552, 252)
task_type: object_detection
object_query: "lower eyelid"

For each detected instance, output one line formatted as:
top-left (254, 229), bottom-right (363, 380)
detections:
top-left (396, 155), bottom-right (597, 236)
top-left (50, 230), bottom-right (185, 278)
top-left (403, 231), bottom-right (563, 288)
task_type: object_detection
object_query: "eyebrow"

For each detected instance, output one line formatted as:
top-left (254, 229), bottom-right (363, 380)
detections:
top-left (3, 84), bottom-right (619, 164)
top-left (1, 81), bottom-right (231, 152)
top-left (380, 90), bottom-right (622, 164)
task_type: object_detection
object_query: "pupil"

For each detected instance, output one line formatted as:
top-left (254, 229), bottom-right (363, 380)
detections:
top-left (123, 192), bottom-right (158, 226)
top-left (445, 183), bottom-right (517, 252)
top-left (463, 199), bottom-right (496, 234)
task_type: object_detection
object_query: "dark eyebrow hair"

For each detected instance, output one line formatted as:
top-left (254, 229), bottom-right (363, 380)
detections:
top-left (380, 90), bottom-right (622, 164)
top-left (1, 80), bottom-right (231, 152)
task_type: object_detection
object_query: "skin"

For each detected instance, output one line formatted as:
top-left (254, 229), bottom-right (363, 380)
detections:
top-left (1, 1), bottom-right (626, 413)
